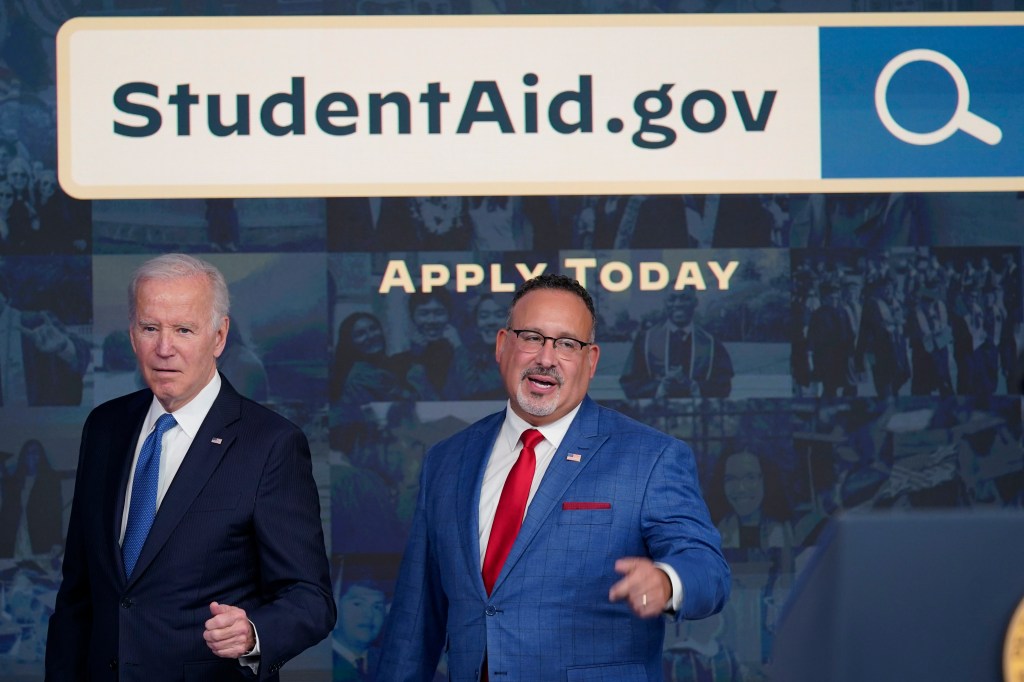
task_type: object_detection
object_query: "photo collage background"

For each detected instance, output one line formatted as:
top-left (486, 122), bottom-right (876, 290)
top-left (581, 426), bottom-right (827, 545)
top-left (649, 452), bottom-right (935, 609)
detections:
top-left (1, 0), bottom-right (1022, 680)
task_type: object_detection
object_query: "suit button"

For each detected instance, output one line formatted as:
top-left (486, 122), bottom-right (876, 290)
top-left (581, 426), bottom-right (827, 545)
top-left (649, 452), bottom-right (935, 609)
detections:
top-left (108, 658), bottom-right (118, 669)
top-left (485, 605), bottom-right (496, 616)
top-left (120, 597), bottom-right (134, 608)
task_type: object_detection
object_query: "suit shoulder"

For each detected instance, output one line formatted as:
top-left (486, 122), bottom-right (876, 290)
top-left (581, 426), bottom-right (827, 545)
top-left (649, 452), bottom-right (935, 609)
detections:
top-left (594, 402), bottom-right (687, 448)
top-left (426, 408), bottom-right (503, 455)
top-left (87, 387), bottom-right (152, 423)
top-left (237, 395), bottom-right (305, 437)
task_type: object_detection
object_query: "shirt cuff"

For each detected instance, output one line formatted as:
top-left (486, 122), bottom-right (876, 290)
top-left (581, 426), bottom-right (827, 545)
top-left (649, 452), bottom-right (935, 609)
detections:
top-left (654, 561), bottom-right (684, 613)
top-left (239, 620), bottom-right (261, 673)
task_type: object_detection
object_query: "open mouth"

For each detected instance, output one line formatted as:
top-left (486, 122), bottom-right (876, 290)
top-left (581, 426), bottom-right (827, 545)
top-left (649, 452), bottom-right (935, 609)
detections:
top-left (522, 368), bottom-right (562, 392)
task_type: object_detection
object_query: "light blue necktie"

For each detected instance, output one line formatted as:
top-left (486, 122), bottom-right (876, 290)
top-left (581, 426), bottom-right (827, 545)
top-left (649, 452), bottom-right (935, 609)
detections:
top-left (122, 413), bottom-right (176, 577)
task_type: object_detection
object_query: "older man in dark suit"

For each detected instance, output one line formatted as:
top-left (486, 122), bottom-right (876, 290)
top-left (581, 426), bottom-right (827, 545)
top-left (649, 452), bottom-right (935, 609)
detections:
top-left (46, 254), bottom-right (335, 681)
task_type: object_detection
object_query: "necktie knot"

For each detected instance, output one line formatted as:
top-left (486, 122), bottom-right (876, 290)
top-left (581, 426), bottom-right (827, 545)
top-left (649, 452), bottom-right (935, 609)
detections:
top-left (520, 428), bottom-right (543, 451)
top-left (155, 412), bottom-right (177, 438)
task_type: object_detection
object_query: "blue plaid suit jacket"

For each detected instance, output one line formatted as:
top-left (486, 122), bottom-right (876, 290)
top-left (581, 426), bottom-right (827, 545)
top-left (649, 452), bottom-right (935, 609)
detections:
top-left (377, 396), bottom-right (729, 682)
top-left (46, 376), bottom-right (335, 681)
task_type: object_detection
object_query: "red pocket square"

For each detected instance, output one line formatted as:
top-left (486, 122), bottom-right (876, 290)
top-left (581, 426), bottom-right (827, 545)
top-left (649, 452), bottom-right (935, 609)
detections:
top-left (562, 501), bottom-right (611, 510)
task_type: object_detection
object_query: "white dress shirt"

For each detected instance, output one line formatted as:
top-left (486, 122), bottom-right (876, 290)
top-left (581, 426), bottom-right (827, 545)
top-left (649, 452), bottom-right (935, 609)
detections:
top-left (119, 372), bottom-right (221, 543)
top-left (117, 372), bottom-right (263, 667)
top-left (477, 402), bottom-right (580, 564)
top-left (478, 401), bottom-right (683, 612)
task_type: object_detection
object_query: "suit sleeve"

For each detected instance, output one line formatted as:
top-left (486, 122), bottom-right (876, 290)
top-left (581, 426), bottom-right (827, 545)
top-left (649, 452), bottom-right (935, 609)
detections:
top-left (641, 438), bottom-right (730, 620)
top-left (247, 427), bottom-right (336, 680)
top-left (45, 414), bottom-right (95, 682)
top-left (375, 453), bottom-right (448, 682)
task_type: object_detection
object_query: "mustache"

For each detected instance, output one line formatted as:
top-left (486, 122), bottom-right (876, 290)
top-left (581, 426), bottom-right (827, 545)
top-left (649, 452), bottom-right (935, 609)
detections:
top-left (521, 366), bottom-right (563, 386)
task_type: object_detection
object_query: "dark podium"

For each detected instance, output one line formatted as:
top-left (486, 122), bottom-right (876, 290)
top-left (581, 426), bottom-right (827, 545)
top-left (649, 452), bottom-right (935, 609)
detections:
top-left (770, 510), bottom-right (1024, 682)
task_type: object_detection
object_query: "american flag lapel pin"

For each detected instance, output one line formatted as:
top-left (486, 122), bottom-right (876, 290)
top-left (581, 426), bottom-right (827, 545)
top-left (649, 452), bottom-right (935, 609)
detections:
top-left (566, 453), bottom-right (582, 462)
top-left (211, 437), bottom-right (223, 445)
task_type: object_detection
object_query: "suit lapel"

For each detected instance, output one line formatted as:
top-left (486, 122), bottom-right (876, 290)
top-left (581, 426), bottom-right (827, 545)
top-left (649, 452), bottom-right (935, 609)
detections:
top-left (110, 393), bottom-right (151, 583)
top-left (456, 415), bottom-right (502, 599)
top-left (125, 379), bottom-right (241, 586)
top-left (490, 398), bottom-right (609, 596)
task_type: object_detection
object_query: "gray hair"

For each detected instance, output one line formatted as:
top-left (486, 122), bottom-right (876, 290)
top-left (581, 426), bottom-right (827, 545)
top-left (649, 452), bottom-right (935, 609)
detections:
top-left (129, 253), bottom-right (230, 329)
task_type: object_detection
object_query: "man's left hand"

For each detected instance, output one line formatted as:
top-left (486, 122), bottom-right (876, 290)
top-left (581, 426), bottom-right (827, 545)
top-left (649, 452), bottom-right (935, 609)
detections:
top-left (608, 557), bottom-right (671, 619)
top-left (204, 601), bottom-right (256, 659)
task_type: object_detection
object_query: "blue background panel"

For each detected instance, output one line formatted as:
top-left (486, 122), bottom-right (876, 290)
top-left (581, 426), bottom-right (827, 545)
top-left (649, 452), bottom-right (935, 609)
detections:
top-left (820, 27), bottom-right (1024, 179)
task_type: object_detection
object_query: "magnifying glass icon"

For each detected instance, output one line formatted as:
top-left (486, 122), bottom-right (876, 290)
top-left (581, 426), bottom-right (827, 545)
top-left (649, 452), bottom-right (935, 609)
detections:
top-left (874, 48), bottom-right (1002, 146)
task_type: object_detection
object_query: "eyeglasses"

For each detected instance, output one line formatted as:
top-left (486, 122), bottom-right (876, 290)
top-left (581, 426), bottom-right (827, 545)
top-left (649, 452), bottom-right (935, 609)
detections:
top-left (507, 328), bottom-right (592, 358)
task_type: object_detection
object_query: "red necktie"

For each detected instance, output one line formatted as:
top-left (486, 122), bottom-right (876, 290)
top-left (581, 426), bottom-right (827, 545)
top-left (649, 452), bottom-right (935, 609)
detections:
top-left (482, 428), bottom-right (543, 595)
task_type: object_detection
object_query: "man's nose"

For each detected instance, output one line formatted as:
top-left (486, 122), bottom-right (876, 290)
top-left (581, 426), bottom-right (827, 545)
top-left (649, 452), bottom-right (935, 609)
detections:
top-left (155, 331), bottom-right (176, 355)
top-left (535, 337), bottom-right (559, 365)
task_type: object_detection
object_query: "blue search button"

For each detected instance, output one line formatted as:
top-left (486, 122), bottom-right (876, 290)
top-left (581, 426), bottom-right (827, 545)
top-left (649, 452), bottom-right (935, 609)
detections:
top-left (820, 26), bottom-right (1024, 179)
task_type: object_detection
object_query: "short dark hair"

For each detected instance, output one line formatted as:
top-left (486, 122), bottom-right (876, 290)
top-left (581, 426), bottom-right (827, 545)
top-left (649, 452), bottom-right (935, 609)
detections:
top-left (338, 578), bottom-right (387, 601)
top-left (407, 288), bottom-right (452, 316)
top-left (508, 273), bottom-right (596, 340)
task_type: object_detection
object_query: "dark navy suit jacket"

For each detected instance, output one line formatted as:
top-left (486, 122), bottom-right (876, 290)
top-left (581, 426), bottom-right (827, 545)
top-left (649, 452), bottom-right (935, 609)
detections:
top-left (377, 396), bottom-right (729, 682)
top-left (45, 375), bottom-right (335, 681)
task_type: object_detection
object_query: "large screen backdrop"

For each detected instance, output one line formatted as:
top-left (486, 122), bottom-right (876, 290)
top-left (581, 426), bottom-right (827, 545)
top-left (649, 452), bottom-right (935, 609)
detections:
top-left (1, 2), bottom-right (1023, 681)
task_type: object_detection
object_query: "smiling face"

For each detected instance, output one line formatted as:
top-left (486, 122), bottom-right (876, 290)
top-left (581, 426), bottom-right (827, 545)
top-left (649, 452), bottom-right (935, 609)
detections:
top-left (496, 288), bottom-right (599, 426)
top-left (130, 275), bottom-right (228, 413)
top-left (475, 297), bottom-right (505, 343)
top-left (412, 298), bottom-right (449, 341)
top-left (350, 316), bottom-right (385, 356)
top-left (666, 290), bottom-right (697, 327)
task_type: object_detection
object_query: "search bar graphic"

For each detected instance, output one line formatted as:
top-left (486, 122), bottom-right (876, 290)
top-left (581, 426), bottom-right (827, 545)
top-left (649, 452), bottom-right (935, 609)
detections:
top-left (820, 25), bottom-right (1022, 181)
top-left (874, 48), bottom-right (1002, 146)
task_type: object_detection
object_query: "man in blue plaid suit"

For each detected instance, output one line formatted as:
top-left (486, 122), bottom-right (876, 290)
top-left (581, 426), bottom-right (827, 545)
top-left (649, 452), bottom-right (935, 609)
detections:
top-left (377, 274), bottom-right (729, 682)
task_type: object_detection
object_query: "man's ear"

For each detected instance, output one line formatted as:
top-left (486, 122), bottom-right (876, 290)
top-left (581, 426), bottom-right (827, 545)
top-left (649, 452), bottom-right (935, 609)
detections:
top-left (495, 327), bottom-right (509, 363)
top-left (587, 343), bottom-right (601, 379)
top-left (213, 317), bottom-right (230, 358)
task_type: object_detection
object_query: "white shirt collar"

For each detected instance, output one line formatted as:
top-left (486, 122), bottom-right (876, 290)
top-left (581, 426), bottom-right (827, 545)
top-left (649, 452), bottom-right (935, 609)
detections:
top-left (499, 399), bottom-right (583, 452)
top-left (143, 371), bottom-right (222, 438)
